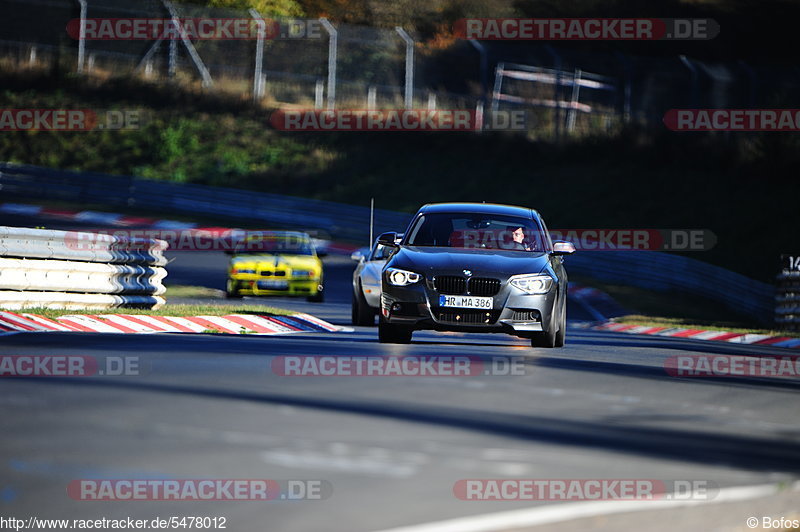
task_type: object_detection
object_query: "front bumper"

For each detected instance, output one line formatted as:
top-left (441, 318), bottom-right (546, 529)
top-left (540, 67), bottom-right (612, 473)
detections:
top-left (229, 276), bottom-right (321, 297)
top-left (381, 278), bottom-right (558, 335)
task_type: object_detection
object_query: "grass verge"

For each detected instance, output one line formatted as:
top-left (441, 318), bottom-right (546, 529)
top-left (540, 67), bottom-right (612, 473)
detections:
top-left (164, 285), bottom-right (224, 299)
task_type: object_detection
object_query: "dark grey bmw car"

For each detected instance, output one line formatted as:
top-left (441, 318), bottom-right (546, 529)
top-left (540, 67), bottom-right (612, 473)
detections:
top-left (377, 202), bottom-right (575, 347)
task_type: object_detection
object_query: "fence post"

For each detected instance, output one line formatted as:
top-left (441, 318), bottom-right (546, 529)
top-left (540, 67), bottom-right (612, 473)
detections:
top-left (395, 27), bottom-right (414, 109)
top-left (315, 79), bottom-right (324, 109)
top-left (491, 62), bottom-right (504, 113)
top-left (163, 0), bottom-right (213, 87)
top-left (475, 101), bottom-right (484, 133)
top-left (168, 37), bottom-right (177, 79)
top-left (76, 0), bottom-right (87, 73)
top-left (319, 18), bottom-right (337, 110)
top-left (567, 69), bottom-right (582, 132)
top-left (249, 8), bottom-right (266, 102)
top-left (427, 92), bottom-right (436, 110)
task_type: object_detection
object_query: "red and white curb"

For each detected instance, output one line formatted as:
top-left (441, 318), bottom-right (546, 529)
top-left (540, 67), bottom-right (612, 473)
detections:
top-left (0, 311), bottom-right (345, 335)
top-left (594, 321), bottom-right (800, 349)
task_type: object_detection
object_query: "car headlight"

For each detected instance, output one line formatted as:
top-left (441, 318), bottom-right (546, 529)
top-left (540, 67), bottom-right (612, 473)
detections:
top-left (232, 268), bottom-right (256, 275)
top-left (509, 273), bottom-right (554, 294)
top-left (385, 268), bottom-right (421, 286)
top-left (292, 269), bottom-right (314, 278)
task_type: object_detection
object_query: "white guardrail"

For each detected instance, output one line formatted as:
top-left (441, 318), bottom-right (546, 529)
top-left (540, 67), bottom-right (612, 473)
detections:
top-left (0, 226), bottom-right (168, 310)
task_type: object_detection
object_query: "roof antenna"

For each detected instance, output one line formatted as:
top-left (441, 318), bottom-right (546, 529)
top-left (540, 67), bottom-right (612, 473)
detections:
top-left (369, 197), bottom-right (375, 246)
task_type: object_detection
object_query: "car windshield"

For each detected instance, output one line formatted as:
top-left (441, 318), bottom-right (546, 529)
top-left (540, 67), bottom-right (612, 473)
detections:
top-left (405, 212), bottom-right (545, 251)
top-left (234, 234), bottom-right (315, 256)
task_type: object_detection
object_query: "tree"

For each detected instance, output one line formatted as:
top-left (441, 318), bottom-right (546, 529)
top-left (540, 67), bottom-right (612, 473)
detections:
top-left (200, 0), bottom-right (305, 17)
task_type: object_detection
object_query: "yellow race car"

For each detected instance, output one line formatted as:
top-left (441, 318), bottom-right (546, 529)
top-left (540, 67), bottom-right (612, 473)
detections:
top-left (225, 231), bottom-right (325, 302)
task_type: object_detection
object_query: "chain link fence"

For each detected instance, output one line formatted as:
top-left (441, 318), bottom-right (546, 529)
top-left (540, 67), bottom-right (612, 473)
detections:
top-left (2, 0), bottom-right (800, 138)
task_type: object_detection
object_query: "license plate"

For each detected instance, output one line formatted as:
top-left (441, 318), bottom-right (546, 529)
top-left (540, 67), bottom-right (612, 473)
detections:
top-left (257, 280), bottom-right (289, 290)
top-left (439, 295), bottom-right (493, 309)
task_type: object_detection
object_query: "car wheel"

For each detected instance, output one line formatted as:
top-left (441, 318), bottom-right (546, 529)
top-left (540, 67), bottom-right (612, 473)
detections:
top-left (530, 327), bottom-right (556, 348)
top-left (307, 281), bottom-right (324, 303)
top-left (352, 283), bottom-right (375, 326)
top-left (532, 295), bottom-right (565, 348)
top-left (378, 318), bottom-right (413, 344)
top-left (225, 279), bottom-right (243, 299)
top-left (554, 295), bottom-right (566, 347)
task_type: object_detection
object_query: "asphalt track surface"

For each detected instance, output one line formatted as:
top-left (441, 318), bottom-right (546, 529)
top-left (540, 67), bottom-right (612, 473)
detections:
top-left (1, 214), bottom-right (799, 531)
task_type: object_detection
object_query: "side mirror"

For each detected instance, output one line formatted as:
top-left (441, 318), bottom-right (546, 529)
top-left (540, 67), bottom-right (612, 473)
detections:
top-left (377, 232), bottom-right (399, 247)
top-left (552, 241), bottom-right (576, 255)
top-left (350, 250), bottom-right (365, 261)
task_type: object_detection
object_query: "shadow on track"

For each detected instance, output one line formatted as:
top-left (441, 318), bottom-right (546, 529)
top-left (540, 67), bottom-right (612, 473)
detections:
top-left (531, 355), bottom-right (800, 393)
top-left (16, 376), bottom-right (800, 475)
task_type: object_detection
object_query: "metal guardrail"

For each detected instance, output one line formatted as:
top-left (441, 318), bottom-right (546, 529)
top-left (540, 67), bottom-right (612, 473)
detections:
top-left (0, 162), bottom-right (775, 322)
top-left (566, 250), bottom-right (774, 324)
top-left (0, 258), bottom-right (166, 295)
top-left (0, 224), bottom-right (167, 310)
top-left (0, 162), bottom-right (412, 243)
top-left (0, 225), bottom-right (168, 266)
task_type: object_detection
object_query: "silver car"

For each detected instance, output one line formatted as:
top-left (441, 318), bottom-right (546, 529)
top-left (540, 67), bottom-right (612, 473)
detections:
top-left (351, 238), bottom-right (396, 326)
top-left (377, 203), bottom-right (575, 347)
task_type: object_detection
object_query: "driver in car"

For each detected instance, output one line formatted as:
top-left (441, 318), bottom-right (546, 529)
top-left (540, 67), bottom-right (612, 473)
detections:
top-left (509, 226), bottom-right (533, 251)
